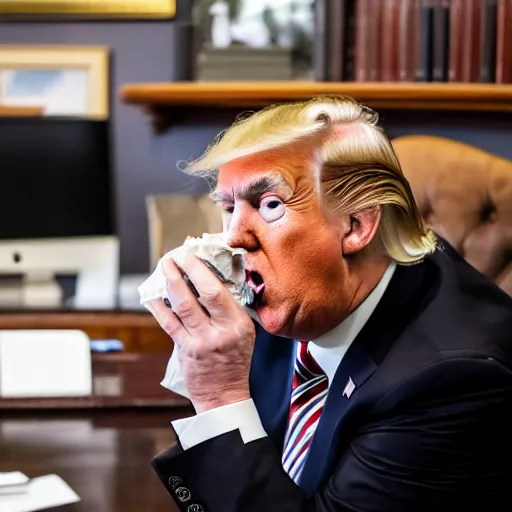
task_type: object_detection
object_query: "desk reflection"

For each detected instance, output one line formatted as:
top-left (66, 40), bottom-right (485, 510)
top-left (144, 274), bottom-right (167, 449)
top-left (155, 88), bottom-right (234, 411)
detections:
top-left (0, 408), bottom-right (194, 512)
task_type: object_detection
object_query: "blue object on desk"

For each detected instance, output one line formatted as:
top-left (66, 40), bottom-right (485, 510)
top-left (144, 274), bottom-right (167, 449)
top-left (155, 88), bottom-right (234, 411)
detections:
top-left (90, 339), bottom-right (125, 352)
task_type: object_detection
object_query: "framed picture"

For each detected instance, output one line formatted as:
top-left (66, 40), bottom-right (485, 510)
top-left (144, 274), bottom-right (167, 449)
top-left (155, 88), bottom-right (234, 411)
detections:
top-left (0, 45), bottom-right (109, 119)
top-left (0, 0), bottom-right (176, 18)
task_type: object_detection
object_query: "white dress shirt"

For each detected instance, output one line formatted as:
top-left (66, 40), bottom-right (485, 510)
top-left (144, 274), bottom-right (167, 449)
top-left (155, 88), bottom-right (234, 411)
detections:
top-left (169, 262), bottom-right (397, 450)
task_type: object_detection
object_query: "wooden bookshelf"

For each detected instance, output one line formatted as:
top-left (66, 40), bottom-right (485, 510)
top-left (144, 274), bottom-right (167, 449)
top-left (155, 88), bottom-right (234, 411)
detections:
top-left (120, 81), bottom-right (512, 132)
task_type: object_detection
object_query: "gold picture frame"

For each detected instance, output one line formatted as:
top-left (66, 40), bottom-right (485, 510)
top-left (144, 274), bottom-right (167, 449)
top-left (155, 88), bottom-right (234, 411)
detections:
top-left (0, 45), bottom-right (109, 119)
top-left (0, 0), bottom-right (176, 18)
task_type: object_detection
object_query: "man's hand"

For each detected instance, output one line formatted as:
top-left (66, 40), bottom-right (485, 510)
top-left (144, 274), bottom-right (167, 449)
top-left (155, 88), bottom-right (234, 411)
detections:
top-left (150, 255), bottom-right (256, 413)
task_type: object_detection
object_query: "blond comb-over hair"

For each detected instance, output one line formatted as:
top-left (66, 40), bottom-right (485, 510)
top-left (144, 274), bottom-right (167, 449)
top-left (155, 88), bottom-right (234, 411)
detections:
top-left (185, 95), bottom-right (436, 264)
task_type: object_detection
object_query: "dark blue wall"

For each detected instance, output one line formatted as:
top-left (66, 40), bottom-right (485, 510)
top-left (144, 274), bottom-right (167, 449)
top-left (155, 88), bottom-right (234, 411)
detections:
top-left (1, 9), bottom-right (511, 273)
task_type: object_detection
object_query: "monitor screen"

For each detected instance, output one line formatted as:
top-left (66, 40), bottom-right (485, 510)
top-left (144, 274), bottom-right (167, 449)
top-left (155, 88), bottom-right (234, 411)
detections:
top-left (0, 117), bottom-right (114, 240)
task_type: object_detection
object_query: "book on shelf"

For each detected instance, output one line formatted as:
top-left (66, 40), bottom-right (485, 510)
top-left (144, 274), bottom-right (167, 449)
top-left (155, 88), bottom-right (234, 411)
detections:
top-left (314, 0), bottom-right (511, 84)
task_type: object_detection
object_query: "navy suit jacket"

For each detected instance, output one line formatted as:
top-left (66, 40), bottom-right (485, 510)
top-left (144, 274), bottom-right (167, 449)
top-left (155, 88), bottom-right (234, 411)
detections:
top-left (152, 241), bottom-right (512, 512)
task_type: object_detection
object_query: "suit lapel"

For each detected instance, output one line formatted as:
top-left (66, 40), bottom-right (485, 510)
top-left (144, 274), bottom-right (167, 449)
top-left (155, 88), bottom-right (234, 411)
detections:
top-left (298, 260), bottom-right (434, 496)
top-left (250, 325), bottom-right (295, 454)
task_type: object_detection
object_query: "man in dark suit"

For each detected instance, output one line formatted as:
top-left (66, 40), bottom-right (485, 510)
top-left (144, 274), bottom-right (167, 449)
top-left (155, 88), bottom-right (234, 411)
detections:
top-left (148, 96), bottom-right (512, 511)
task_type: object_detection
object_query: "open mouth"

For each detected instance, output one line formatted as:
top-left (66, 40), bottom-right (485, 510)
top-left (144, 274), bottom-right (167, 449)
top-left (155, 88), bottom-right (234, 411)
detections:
top-left (246, 270), bottom-right (265, 309)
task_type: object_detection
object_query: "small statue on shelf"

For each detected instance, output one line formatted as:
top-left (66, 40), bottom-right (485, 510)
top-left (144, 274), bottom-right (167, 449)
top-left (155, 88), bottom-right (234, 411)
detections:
top-left (209, 0), bottom-right (232, 48)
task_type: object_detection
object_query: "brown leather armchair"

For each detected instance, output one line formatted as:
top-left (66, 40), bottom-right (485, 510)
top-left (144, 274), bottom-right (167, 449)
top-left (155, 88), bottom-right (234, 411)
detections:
top-left (393, 135), bottom-right (512, 296)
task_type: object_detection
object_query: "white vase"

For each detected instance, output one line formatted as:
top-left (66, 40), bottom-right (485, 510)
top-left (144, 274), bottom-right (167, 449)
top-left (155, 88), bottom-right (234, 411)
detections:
top-left (209, 1), bottom-right (232, 49)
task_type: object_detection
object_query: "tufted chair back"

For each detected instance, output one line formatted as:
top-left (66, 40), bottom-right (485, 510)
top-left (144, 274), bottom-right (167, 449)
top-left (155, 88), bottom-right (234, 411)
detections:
top-left (392, 135), bottom-right (512, 296)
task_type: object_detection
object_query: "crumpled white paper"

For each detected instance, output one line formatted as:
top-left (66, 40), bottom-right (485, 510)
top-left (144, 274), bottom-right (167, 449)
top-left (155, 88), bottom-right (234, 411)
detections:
top-left (138, 233), bottom-right (254, 314)
top-left (160, 347), bottom-right (189, 398)
top-left (138, 232), bottom-right (257, 397)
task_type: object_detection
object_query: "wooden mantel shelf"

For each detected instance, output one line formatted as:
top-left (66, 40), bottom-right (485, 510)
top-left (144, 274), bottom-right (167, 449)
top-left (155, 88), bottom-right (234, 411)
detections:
top-left (120, 81), bottom-right (512, 131)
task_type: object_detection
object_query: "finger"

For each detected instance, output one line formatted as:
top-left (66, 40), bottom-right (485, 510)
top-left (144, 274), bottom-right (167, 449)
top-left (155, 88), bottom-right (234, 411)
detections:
top-left (151, 297), bottom-right (189, 343)
top-left (162, 256), bottom-right (210, 332)
top-left (179, 255), bottom-right (236, 318)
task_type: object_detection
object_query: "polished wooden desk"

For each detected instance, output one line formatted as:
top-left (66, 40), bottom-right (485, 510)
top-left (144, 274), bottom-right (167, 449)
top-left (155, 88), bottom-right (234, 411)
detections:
top-left (0, 311), bottom-right (195, 510)
top-left (0, 311), bottom-right (192, 512)
top-left (0, 408), bottom-right (194, 512)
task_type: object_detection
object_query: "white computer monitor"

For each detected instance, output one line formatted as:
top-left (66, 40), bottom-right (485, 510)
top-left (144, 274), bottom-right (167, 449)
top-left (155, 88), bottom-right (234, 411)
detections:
top-left (0, 117), bottom-right (119, 309)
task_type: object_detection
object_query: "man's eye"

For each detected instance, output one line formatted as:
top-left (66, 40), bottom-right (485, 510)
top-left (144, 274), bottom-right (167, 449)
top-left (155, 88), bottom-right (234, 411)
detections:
top-left (223, 206), bottom-right (234, 214)
top-left (259, 196), bottom-right (285, 222)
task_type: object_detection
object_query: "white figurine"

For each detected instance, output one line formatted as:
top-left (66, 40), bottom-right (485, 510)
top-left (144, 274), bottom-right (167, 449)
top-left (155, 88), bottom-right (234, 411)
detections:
top-left (209, 0), bottom-right (232, 48)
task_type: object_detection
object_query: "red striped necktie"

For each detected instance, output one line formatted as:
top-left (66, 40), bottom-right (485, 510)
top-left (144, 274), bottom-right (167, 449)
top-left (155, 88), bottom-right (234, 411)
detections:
top-left (282, 341), bottom-right (328, 483)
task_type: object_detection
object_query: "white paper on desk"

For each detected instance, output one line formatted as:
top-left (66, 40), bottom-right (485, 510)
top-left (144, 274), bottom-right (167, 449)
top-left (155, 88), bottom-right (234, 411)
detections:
top-left (0, 474), bottom-right (80, 512)
top-left (0, 471), bottom-right (29, 495)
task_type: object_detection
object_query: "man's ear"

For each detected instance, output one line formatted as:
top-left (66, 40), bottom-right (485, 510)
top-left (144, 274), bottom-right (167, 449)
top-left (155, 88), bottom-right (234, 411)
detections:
top-left (341, 205), bottom-right (382, 256)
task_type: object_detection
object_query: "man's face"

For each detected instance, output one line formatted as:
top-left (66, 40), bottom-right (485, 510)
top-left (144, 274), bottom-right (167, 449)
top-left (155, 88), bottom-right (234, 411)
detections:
top-left (215, 144), bottom-right (351, 340)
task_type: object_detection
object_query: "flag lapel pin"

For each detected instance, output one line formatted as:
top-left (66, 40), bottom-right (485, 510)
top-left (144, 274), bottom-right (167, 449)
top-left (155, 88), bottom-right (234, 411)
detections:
top-left (342, 377), bottom-right (356, 399)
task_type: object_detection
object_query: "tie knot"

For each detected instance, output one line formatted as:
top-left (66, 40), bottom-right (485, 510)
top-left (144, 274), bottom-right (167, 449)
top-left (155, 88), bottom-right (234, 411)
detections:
top-left (296, 341), bottom-right (325, 381)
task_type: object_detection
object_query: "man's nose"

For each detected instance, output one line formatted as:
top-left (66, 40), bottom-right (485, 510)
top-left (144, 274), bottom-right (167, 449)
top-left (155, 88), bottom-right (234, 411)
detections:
top-left (225, 206), bottom-right (259, 252)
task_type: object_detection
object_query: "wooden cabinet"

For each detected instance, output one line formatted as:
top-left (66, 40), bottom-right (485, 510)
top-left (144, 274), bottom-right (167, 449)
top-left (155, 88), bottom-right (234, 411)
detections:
top-left (0, 310), bottom-right (171, 352)
top-left (0, 310), bottom-right (186, 409)
top-left (0, 311), bottom-right (190, 410)
top-left (0, 352), bottom-right (190, 409)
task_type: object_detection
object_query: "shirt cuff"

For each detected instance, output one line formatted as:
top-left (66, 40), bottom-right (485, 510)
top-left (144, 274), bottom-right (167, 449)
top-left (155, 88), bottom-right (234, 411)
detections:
top-left (171, 398), bottom-right (268, 450)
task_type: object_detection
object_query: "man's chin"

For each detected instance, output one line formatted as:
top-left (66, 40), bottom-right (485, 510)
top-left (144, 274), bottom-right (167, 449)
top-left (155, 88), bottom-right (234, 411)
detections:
top-left (256, 304), bottom-right (292, 337)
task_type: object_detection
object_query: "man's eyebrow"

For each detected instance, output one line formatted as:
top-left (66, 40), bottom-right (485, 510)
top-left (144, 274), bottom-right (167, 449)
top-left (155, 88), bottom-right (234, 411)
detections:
top-left (209, 174), bottom-right (290, 204)
top-left (209, 189), bottom-right (232, 203)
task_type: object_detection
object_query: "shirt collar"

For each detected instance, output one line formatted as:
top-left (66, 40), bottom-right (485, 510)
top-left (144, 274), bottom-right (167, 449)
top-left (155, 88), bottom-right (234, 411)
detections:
top-left (308, 262), bottom-right (397, 383)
